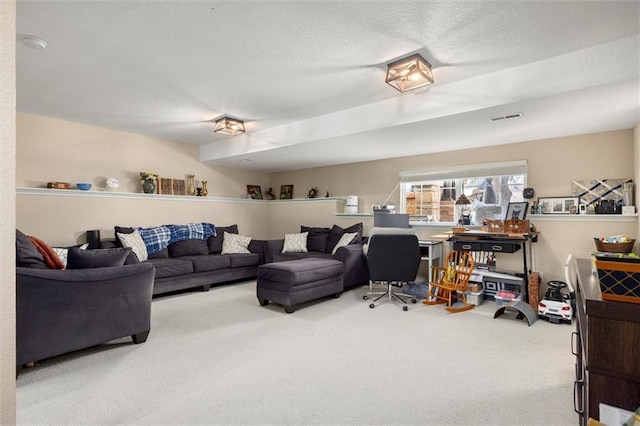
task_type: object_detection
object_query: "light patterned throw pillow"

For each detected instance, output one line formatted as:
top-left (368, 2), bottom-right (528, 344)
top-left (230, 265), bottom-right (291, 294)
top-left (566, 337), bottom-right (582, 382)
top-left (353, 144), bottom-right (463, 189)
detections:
top-left (282, 232), bottom-right (308, 253)
top-left (331, 232), bottom-right (358, 255)
top-left (53, 243), bottom-right (88, 269)
top-left (221, 232), bottom-right (252, 254)
top-left (117, 230), bottom-right (148, 262)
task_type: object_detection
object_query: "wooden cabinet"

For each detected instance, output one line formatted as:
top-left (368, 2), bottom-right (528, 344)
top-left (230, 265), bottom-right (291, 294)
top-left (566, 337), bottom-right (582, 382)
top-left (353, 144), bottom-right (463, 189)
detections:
top-left (575, 258), bottom-right (640, 425)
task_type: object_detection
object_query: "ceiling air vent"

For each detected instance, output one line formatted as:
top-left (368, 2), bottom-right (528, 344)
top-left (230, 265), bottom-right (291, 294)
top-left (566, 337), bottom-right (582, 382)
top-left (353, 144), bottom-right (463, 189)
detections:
top-left (489, 112), bottom-right (523, 122)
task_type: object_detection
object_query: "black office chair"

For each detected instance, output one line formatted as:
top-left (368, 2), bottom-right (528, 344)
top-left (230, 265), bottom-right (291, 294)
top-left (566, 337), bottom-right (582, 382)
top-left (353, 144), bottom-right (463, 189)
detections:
top-left (363, 232), bottom-right (421, 311)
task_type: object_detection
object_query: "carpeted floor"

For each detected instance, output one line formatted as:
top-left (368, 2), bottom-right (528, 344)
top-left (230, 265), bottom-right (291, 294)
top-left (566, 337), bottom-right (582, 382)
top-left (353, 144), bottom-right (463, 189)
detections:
top-left (17, 280), bottom-right (577, 425)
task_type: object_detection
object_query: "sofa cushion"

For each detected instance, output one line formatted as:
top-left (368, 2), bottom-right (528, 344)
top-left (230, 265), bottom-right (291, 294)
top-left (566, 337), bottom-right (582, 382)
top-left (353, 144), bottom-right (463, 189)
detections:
top-left (117, 230), bottom-right (148, 262)
top-left (325, 223), bottom-right (363, 253)
top-left (114, 226), bottom-right (134, 247)
top-left (208, 225), bottom-right (238, 253)
top-left (272, 251), bottom-right (333, 262)
top-left (67, 247), bottom-right (132, 269)
top-left (28, 235), bottom-right (65, 269)
top-left (137, 225), bottom-right (172, 255)
top-left (331, 232), bottom-right (359, 255)
top-left (168, 239), bottom-right (209, 257)
top-left (16, 229), bottom-right (46, 268)
top-left (222, 232), bottom-right (251, 254)
top-left (148, 248), bottom-right (169, 259)
top-left (52, 243), bottom-right (89, 269)
top-left (178, 255), bottom-right (231, 272)
top-left (146, 258), bottom-right (194, 278)
top-left (282, 232), bottom-right (308, 253)
top-left (300, 226), bottom-right (331, 252)
top-left (228, 253), bottom-right (262, 268)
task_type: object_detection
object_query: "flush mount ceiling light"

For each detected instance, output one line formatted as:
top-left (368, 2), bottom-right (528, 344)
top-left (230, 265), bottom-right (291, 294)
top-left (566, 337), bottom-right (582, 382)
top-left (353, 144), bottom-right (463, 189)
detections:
top-left (385, 53), bottom-right (434, 93)
top-left (18, 34), bottom-right (48, 50)
top-left (213, 117), bottom-right (245, 136)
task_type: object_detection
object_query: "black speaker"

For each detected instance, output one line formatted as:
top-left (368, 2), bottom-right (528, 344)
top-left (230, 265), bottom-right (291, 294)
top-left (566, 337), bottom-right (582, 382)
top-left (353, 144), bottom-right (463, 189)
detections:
top-left (86, 230), bottom-right (101, 249)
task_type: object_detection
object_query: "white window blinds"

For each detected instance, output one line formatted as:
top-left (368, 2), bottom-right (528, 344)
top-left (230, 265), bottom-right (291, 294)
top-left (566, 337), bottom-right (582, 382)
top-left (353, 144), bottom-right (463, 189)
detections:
top-left (399, 160), bottom-right (527, 182)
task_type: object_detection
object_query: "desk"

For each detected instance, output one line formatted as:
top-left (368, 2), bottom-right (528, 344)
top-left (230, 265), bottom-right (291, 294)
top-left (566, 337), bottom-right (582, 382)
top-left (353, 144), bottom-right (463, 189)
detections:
top-left (447, 231), bottom-right (538, 302)
top-left (418, 240), bottom-right (443, 282)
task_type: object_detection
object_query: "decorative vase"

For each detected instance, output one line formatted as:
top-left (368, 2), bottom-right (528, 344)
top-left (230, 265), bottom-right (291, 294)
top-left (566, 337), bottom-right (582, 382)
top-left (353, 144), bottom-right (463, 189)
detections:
top-left (142, 178), bottom-right (156, 194)
top-left (187, 175), bottom-right (196, 196)
top-left (201, 180), bottom-right (208, 197)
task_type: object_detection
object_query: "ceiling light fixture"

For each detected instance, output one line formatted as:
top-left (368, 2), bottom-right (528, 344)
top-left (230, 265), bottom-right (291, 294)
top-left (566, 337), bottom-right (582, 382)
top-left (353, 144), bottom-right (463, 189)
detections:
top-left (213, 117), bottom-right (245, 136)
top-left (18, 34), bottom-right (48, 50)
top-left (385, 53), bottom-right (434, 93)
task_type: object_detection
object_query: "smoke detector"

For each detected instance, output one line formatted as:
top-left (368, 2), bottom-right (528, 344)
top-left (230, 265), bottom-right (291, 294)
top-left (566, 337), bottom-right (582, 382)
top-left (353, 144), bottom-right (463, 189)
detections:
top-left (18, 35), bottom-right (48, 50)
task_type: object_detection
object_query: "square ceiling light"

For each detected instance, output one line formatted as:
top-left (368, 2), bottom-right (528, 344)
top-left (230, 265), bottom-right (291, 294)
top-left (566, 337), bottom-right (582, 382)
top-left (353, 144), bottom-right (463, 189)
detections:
top-left (385, 53), bottom-right (434, 93)
top-left (214, 117), bottom-right (245, 136)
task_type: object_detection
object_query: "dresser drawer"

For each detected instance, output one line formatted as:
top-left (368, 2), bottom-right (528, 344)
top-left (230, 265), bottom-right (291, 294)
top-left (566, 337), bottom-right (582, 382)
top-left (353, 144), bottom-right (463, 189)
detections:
top-left (453, 241), bottom-right (483, 252)
top-left (453, 241), bottom-right (521, 253)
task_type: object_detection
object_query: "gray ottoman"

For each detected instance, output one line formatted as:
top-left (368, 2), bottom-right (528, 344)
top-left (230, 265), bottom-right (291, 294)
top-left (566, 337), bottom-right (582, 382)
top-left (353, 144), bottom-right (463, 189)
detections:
top-left (257, 258), bottom-right (344, 313)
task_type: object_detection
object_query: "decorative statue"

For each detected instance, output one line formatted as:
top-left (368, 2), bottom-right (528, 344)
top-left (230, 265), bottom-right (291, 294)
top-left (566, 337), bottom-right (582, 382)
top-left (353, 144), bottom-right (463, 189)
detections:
top-left (265, 188), bottom-right (276, 200)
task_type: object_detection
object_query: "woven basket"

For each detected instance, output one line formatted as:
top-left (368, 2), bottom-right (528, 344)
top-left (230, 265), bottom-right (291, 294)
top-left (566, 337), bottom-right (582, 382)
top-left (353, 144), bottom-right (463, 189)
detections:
top-left (594, 238), bottom-right (635, 253)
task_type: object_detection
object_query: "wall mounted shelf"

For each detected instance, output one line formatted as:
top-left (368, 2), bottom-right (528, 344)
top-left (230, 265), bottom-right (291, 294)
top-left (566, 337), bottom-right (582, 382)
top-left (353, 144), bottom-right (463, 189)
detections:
top-left (16, 187), bottom-right (345, 205)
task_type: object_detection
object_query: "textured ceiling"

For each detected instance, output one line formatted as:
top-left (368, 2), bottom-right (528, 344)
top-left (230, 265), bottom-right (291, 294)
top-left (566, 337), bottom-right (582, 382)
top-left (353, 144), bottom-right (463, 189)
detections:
top-left (16, 1), bottom-right (640, 172)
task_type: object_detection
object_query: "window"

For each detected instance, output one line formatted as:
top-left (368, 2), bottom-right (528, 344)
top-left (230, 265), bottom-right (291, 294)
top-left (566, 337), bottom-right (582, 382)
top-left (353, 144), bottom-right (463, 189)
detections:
top-left (399, 161), bottom-right (527, 225)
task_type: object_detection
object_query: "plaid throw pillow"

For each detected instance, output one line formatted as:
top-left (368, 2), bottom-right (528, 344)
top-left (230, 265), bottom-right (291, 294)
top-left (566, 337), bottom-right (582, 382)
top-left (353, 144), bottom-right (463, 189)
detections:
top-left (137, 226), bottom-right (172, 255)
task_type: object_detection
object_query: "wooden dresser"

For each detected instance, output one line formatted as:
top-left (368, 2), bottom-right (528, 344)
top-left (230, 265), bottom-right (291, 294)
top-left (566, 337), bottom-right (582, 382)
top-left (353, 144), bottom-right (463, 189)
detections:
top-left (575, 258), bottom-right (640, 425)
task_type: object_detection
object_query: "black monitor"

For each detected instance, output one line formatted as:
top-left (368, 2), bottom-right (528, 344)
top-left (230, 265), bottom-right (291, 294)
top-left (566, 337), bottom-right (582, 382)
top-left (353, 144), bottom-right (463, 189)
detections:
top-left (373, 213), bottom-right (410, 228)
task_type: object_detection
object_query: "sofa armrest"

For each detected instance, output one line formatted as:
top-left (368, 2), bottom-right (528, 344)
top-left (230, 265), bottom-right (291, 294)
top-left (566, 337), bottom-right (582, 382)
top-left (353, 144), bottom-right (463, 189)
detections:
top-left (16, 263), bottom-right (155, 366)
top-left (333, 244), bottom-right (368, 287)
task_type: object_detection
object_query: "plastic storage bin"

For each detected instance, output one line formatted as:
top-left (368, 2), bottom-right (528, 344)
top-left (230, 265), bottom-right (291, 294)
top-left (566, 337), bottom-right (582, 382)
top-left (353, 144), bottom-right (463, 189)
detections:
top-left (494, 293), bottom-right (522, 309)
top-left (465, 289), bottom-right (484, 306)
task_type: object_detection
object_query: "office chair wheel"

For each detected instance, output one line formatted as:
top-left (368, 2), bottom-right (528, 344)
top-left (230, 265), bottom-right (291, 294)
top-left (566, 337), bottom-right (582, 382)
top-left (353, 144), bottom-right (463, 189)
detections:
top-left (403, 306), bottom-right (408, 311)
top-left (369, 303), bottom-right (375, 309)
top-left (411, 298), bottom-right (417, 303)
top-left (363, 295), bottom-right (369, 300)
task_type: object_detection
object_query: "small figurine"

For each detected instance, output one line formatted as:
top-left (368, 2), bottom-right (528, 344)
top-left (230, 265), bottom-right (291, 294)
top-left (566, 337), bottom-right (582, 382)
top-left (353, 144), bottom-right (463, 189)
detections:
top-left (265, 188), bottom-right (276, 200)
top-left (325, 191), bottom-right (330, 197)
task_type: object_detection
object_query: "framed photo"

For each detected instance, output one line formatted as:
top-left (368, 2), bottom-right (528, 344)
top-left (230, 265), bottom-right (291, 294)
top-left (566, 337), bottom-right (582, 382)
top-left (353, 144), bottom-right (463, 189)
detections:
top-left (247, 185), bottom-right (262, 199)
top-left (505, 202), bottom-right (529, 220)
top-left (538, 196), bottom-right (579, 214)
top-left (280, 184), bottom-right (293, 199)
top-left (157, 178), bottom-right (185, 195)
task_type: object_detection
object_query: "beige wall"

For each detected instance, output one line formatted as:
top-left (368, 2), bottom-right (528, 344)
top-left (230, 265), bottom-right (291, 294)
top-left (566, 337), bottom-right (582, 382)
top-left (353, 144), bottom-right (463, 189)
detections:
top-left (17, 112), bottom-right (270, 198)
top-left (1, 0), bottom-right (16, 423)
top-left (15, 113), bottom-right (638, 283)
top-left (272, 129), bottom-right (637, 282)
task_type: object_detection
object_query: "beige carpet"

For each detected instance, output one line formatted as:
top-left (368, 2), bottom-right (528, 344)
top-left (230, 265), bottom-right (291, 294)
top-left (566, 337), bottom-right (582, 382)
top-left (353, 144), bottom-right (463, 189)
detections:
top-left (17, 280), bottom-right (576, 425)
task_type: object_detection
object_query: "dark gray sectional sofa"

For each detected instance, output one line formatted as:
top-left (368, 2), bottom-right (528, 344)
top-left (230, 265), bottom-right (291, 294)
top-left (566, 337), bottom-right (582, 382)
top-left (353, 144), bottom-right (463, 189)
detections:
top-left (263, 223), bottom-right (369, 289)
top-left (111, 224), bottom-right (265, 296)
top-left (15, 229), bottom-right (155, 369)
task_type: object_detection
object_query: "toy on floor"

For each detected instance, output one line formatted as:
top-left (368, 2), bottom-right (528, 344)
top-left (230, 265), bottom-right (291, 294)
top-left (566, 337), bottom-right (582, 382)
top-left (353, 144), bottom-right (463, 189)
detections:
top-left (538, 280), bottom-right (575, 324)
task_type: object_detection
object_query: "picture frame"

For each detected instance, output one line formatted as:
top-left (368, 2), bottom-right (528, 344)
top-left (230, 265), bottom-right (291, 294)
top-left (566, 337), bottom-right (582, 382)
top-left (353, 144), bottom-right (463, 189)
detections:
top-left (504, 201), bottom-right (529, 220)
top-left (157, 177), bottom-right (186, 195)
top-left (247, 185), bottom-right (262, 199)
top-left (537, 196), bottom-right (580, 214)
top-left (280, 184), bottom-right (293, 199)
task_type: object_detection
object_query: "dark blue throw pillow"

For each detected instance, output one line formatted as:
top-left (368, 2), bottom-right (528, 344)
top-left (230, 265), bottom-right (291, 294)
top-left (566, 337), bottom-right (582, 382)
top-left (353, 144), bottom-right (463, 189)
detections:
top-left (16, 229), bottom-right (46, 268)
top-left (300, 226), bottom-right (331, 253)
top-left (67, 247), bottom-right (132, 269)
top-left (325, 223), bottom-right (363, 253)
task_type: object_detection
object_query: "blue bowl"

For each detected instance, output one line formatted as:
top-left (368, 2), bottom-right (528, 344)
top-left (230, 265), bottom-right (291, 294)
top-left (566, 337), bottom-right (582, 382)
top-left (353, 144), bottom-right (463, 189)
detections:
top-left (76, 183), bottom-right (92, 191)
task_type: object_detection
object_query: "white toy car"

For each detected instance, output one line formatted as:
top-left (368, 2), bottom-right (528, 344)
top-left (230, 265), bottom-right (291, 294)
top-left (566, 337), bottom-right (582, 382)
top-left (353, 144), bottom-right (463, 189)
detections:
top-left (538, 280), bottom-right (574, 324)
